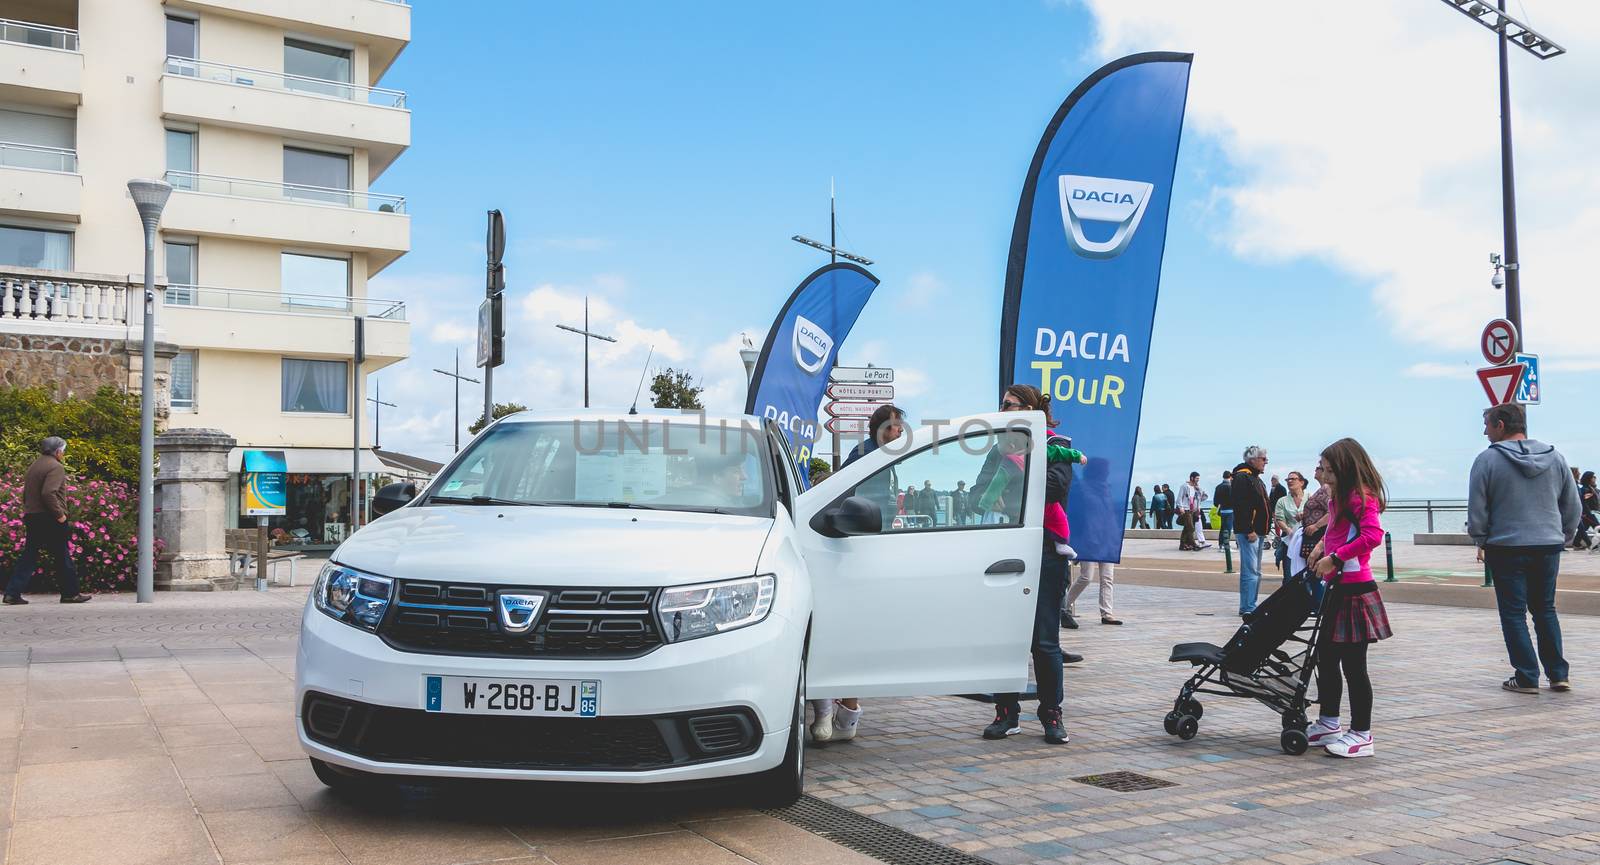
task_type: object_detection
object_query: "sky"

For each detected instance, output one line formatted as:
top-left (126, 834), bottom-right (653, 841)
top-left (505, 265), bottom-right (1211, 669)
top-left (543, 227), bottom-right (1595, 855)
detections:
top-left (367, 1), bottom-right (1600, 498)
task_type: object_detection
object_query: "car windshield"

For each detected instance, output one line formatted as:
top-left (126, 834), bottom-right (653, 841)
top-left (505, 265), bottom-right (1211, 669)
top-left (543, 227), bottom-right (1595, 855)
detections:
top-left (426, 419), bottom-right (775, 517)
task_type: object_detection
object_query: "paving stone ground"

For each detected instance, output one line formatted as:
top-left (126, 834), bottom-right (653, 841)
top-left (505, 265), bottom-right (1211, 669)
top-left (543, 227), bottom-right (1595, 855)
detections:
top-left (1, 582), bottom-right (1596, 865)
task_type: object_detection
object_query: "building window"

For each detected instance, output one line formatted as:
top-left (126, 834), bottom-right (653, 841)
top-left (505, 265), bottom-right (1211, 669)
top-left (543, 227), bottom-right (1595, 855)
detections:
top-left (171, 350), bottom-right (196, 410)
top-left (285, 38), bottom-right (352, 99)
top-left (283, 147), bottom-right (349, 205)
top-left (164, 241), bottom-right (197, 305)
top-left (281, 252), bottom-right (348, 310)
top-left (166, 15), bottom-right (196, 59)
top-left (166, 129), bottom-right (195, 189)
top-left (282, 358), bottom-right (348, 414)
top-left (0, 108), bottom-right (75, 172)
top-left (0, 225), bottom-right (71, 270)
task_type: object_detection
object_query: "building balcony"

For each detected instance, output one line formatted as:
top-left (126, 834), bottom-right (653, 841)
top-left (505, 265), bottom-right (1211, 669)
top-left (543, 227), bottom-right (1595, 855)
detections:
top-left (0, 143), bottom-right (80, 219)
top-left (0, 267), bottom-right (157, 342)
top-left (161, 171), bottom-right (409, 274)
top-left (166, 0), bottom-right (409, 82)
top-left (162, 57), bottom-right (409, 180)
top-left (0, 19), bottom-right (82, 107)
top-left (163, 285), bottom-right (409, 365)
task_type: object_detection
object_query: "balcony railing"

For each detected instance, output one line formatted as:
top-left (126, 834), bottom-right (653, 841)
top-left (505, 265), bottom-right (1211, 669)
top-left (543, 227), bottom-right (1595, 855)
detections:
top-left (0, 18), bottom-right (79, 52)
top-left (164, 170), bottom-right (407, 213)
top-left (166, 284), bottom-right (406, 320)
top-left (165, 56), bottom-right (407, 109)
top-left (2, 271), bottom-right (134, 328)
top-left (0, 141), bottom-right (77, 173)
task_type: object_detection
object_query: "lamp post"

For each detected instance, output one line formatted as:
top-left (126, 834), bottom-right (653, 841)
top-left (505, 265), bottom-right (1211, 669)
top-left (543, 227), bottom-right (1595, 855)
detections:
top-left (128, 178), bottom-right (172, 604)
top-left (433, 349), bottom-right (479, 452)
top-left (367, 380), bottom-right (396, 450)
top-left (739, 332), bottom-right (760, 407)
top-left (555, 297), bottom-right (617, 408)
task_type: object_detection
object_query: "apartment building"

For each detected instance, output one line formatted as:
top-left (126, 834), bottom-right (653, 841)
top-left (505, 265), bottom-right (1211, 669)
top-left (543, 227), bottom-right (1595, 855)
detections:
top-left (0, 0), bottom-right (412, 551)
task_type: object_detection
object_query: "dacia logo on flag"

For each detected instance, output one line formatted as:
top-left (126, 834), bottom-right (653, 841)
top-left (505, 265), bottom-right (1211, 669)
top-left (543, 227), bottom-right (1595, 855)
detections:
top-left (1058, 174), bottom-right (1154, 260)
top-left (792, 314), bottom-right (833, 375)
top-left (497, 592), bottom-right (546, 635)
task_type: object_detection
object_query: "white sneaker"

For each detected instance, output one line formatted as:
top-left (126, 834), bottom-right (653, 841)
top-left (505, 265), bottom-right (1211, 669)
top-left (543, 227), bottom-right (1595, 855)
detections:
top-left (1305, 717), bottom-right (1342, 746)
top-left (1324, 730), bottom-right (1374, 758)
top-left (832, 702), bottom-right (862, 741)
top-left (809, 699), bottom-right (834, 742)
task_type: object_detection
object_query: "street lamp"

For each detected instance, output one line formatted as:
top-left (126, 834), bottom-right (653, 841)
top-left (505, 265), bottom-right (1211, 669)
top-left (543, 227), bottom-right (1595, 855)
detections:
top-left (739, 332), bottom-right (760, 390)
top-left (128, 178), bottom-right (172, 604)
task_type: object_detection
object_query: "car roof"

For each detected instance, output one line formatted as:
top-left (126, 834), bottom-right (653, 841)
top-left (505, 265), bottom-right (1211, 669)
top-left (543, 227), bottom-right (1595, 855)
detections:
top-left (496, 408), bottom-right (766, 428)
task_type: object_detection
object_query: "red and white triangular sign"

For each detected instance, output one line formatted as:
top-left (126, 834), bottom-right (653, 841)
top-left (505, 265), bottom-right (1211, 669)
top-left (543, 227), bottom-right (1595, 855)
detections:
top-left (1477, 363), bottom-right (1526, 406)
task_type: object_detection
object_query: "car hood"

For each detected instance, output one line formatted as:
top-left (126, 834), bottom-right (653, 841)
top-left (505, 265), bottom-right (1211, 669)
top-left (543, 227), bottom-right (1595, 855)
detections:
top-left (333, 505), bottom-right (774, 587)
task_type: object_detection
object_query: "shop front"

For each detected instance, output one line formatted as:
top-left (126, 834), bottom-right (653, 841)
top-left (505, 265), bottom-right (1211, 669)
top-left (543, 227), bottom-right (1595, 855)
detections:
top-left (227, 448), bottom-right (385, 552)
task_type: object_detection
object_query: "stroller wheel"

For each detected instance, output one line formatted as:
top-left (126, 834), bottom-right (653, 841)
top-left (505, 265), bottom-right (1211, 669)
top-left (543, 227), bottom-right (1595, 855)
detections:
top-left (1280, 728), bottom-right (1309, 755)
top-left (1163, 711), bottom-right (1180, 735)
top-left (1181, 700), bottom-right (1203, 720)
top-left (1176, 715), bottom-right (1199, 741)
top-left (1281, 710), bottom-right (1307, 730)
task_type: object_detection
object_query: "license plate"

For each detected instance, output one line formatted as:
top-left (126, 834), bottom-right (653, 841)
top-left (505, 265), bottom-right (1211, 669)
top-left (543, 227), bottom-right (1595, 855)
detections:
top-left (424, 675), bottom-right (599, 717)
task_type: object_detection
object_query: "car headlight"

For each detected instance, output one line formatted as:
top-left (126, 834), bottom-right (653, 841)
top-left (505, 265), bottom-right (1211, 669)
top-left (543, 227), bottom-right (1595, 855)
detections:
top-left (656, 574), bottom-right (775, 642)
top-left (313, 562), bottom-right (392, 632)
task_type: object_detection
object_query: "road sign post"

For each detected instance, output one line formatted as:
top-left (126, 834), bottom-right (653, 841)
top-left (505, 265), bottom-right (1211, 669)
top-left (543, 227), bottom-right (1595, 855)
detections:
top-left (829, 366), bottom-right (893, 384)
top-left (1481, 318), bottom-right (1519, 366)
top-left (1513, 352), bottom-right (1540, 404)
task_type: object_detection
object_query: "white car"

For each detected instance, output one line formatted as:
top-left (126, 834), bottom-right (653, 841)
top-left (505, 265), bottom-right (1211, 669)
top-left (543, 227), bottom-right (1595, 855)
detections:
top-left (296, 410), bottom-right (1045, 804)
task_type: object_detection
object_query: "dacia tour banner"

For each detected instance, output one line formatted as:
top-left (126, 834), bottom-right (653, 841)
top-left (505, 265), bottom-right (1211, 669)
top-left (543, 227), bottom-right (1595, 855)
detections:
top-left (998, 52), bottom-right (1192, 563)
top-left (745, 262), bottom-right (879, 485)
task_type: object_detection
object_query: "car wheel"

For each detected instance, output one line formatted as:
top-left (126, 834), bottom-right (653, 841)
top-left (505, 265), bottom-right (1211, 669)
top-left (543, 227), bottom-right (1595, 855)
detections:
top-left (749, 656), bottom-right (805, 808)
top-left (309, 757), bottom-right (383, 793)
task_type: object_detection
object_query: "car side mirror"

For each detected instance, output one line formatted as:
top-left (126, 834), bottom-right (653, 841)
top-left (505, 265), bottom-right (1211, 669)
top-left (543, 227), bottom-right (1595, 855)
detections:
top-left (819, 495), bottom-right (882, 537)
top-left (372, 482), bottom-right (416, 517)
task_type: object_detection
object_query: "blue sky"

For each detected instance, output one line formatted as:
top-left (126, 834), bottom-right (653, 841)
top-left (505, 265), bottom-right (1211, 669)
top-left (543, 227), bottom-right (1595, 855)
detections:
top-left (369, 1), bottom-right (1600, 497)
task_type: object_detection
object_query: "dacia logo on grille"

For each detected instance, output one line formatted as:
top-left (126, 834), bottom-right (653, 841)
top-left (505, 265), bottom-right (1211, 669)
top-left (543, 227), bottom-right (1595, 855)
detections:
top-left (497, 592), bottom-right (546, 634)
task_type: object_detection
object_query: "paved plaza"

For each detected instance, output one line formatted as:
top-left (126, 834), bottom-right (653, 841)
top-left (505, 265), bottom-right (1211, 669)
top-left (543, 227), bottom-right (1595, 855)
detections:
top-left (1, 579), bottom-right (1596, 865)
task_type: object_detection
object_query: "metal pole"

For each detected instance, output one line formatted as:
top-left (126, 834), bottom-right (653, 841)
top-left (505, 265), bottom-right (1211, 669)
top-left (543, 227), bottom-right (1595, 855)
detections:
top-left (483, 347), bottom-right (493, 434)
top-left (454, 350), bottom-right (461, 452)
top-left (255, 516), bottom-right (269, 592)
top-left (137, 227), bottom-right (156, 603)
top-left (1223, 529), bottom-right (1233, 574)
top-left (1384, 532), bottom-right (1396, 583)
top-left (1426, 500), bottom-right (1434, 534)
top-left (352, 316), bottom-right (363, 533)
top-left (374, 381), bottom-right (381, 450)
top-left (1498, 0), bottom-right (1523, 348)
top-left (830, 179), bottom-right (837, 265)
top-left (583, 298), bottom-right (590, 408)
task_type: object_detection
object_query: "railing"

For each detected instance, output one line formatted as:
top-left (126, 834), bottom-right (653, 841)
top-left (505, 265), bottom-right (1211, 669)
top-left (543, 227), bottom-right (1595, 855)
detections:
top-left (0, 18), bottom-right (79, 52)
top-left (1122, 496), bottom-right (1472, 538)
top-left (166, 283), bottom-right (406, 320)
top-left (164, 170), bottom-right (407, 214)
top-left (164, 56), bottom-right (407, 109)
top-left (1, 271), bottom-right (135, 328)
top-left (0, 141), bottom-right (77, 173)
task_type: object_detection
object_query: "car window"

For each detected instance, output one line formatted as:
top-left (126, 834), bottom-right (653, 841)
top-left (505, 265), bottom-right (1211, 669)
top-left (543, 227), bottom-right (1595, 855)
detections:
top-left (843, 430), bottom-right (1031, 533)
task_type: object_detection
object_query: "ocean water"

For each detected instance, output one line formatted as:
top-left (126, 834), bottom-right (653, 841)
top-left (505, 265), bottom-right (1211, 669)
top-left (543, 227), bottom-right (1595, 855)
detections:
top-left (1126, 499), bottom-right (1469, 541)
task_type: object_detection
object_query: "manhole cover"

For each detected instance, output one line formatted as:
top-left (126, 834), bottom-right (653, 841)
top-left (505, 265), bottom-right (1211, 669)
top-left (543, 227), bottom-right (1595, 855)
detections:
top-left (765, 795), bottom-right (994, 865)
top-left (1070, 771), bottom-right (1176, 792)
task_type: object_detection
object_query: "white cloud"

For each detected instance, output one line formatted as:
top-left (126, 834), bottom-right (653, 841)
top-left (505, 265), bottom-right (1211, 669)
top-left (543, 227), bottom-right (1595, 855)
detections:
top-left (1403, 361), bottom-right (1465, 379)
top-left (1079, 1), bottom-right (1600, 364)
top-left (428, 320), bottom-right (476, 343)
top-left (896, 271), bottom-right (945, 311)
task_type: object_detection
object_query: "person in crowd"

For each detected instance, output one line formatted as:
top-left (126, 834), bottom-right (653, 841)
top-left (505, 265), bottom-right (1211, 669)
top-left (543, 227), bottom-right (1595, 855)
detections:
top-left (1150, 485), bottom-right (1168, 529)
top-left (1131, 486), bottom-right (1148, 529)
top-left (4, 436), bottom-right (91, 605)
top-left (1576, 471), bottom-right (1598, 551)
top-left (1176, 472), bottom-right (1208, 551)
top-left (1213, 470), bottom-right (1234, 541)
top-left (1468, 403), bottom-right (1579, 694)
top-left (1305, 438), bottom-right (1393, 758)
top-left (951, 480), bottom-right (971, 526)
top-left (1164, 484), bottom-right (1178, 529)
top-left (1269, 474), bottom-right (1288, 512)
top-left (1064, 560), bottom-right (1121, 628)
top-left (981, 384), bottom-right (1079, 745)
top-left (1231, 446), bottom-right (1272, 618)
top-left (918, 480), bottom-right (939, 524)
top-left (1274, 470), bottom-right (1310, 579)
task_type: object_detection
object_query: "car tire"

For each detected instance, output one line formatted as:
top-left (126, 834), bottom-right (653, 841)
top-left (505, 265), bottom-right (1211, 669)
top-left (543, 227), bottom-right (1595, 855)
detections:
top-left (749, 657), bottom-right (805, 808)
top-left (309, 757), bottom-right (383, 793)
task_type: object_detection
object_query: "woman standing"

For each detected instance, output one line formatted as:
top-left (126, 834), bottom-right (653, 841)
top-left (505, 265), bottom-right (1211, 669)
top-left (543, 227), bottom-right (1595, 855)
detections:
top-left (1575, 471), bottom-right (1598, 551)
top-left (1306, 438), bottom-right (1394, 758)
top-left (1131, 486), bottom-right (1148, 529)
top-left (1273, 471), bottom-right (1309, 579)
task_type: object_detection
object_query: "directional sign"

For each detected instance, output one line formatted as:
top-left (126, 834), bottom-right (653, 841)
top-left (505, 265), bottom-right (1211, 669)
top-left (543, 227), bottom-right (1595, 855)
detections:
top-left (1514, 352), bottom-right (1540, 404)
top-left (825, 401), bottom-right (883, 418)
top-left (829, 366), bottom-right (893, 384)
top-left (825, 417), bottom-right (868, 434)
top-left (827, 383), bottom-right (894, 401)
top-left (1481, 318), bottom-right (1519, 366)
top-left (1477, 362), bottom-right (1526, 407)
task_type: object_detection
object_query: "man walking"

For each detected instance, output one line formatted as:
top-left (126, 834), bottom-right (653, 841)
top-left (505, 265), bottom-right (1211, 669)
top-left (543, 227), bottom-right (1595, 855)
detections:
top-left (4, 437), bottom-right (91, 605)
top-left (1213, 470), bottom-right (1234, 541)
top-left (1231, 446), bottom-right (1271, 618)
top-left (952, 480), bottom-right (970, 526)
top-left (1176, 472), bottom-right (1208, 551)
top-left (1469, 403), bottom-right (1579, 693)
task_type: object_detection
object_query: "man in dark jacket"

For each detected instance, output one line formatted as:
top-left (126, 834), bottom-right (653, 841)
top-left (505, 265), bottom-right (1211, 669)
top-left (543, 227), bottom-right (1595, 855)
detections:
top-left (1213, 471), bottom-right (1234, 540)
top-left (951, 481), bottom-right (971, 525)
top-left (1230, 446), bottom-right (1271, 618)
top-left (4, 436), bottom-right (91, 604)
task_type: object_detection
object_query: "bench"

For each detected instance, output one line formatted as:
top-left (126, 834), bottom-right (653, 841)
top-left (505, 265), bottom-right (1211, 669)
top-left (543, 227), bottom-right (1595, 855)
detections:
top-left (223, 529), bottom-right (307, 587)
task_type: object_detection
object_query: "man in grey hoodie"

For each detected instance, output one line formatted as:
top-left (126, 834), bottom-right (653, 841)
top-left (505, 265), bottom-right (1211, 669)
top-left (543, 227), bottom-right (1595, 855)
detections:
top-left (1468, 403), bottom-right (1580, 694)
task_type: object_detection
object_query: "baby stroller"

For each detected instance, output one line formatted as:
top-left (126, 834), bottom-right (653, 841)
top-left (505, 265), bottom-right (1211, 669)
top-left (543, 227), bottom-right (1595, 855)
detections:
top-left (1163, 570), bottom-right (1326, 755)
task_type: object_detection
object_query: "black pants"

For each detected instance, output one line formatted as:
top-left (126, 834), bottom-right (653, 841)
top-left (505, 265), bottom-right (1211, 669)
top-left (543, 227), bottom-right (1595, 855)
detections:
top-left (996, 548), bottom-right (1068, 714)
top-left (6, 513), bottom-right (80, 599)
top-left (1318, 641), bottom-right (1372, 731)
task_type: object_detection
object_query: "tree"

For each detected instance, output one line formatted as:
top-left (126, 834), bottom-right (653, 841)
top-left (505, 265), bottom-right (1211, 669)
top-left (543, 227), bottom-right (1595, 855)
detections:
top-left (806, 457), bottom-right (833, 484)
top-left (0, 385), bottom-right (141, 486)
top-left (469, 402), bottom-right (528, 435)
top-left (650, 368), bottom-right (704, 410)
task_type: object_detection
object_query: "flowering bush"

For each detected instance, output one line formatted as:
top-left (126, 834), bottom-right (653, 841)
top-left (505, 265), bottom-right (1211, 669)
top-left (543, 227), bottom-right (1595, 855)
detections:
top-left (0, 477), bottom-right (159, 594)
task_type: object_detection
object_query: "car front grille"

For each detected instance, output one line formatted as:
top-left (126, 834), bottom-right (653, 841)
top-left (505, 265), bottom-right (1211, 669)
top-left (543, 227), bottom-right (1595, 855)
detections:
top-left (301, 693), bottom-right (761, 771)
top-left (377, 580), bottom-right (664, 659)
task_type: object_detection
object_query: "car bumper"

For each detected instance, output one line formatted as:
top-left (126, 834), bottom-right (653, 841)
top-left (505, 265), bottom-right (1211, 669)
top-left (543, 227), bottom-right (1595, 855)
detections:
top-left (295, 599), bottom-right (803, 783)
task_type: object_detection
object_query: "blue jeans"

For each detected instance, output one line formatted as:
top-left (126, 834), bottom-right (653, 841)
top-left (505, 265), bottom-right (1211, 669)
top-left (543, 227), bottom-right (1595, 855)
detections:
top-left (1486, 545), bottom-right (1569, 686)
top-left (1237, 532), bottom-right (1262, 616)
top-left (1219, 510), bottom-right (1234, 538)
top-left (997, 547), bottom-right (1068, 714)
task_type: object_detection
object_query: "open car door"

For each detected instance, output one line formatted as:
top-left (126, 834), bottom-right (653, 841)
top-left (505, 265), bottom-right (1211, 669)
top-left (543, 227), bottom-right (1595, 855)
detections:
top-left (796, 412), bottom-right (1046, 698)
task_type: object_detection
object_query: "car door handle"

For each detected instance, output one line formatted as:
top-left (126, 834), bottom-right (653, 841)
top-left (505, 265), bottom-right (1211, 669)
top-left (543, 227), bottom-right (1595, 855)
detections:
top-left (985, 559), bottom-right (1026, 575)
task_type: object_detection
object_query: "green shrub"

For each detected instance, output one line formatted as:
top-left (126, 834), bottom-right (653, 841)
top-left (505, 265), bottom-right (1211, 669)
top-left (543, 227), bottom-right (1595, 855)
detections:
top-left (0, 385), bottom-right (141, 486)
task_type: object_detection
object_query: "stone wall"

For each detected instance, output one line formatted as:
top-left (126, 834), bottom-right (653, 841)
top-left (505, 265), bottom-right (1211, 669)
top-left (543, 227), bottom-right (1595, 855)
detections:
top-left (0, 333), bottom-right (176, 424)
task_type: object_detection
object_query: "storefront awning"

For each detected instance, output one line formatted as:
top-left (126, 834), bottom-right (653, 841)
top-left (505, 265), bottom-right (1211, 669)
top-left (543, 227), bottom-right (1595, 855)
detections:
top-left (228, 447), bottom-right (387, 475)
